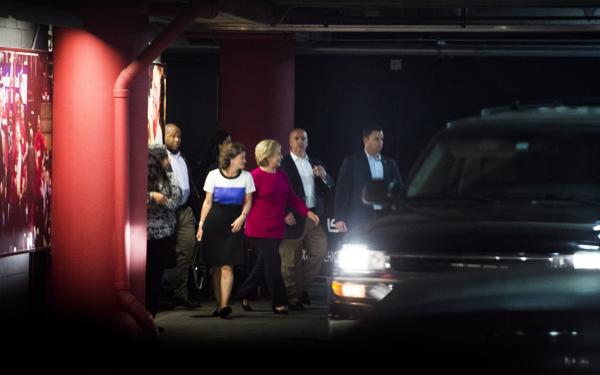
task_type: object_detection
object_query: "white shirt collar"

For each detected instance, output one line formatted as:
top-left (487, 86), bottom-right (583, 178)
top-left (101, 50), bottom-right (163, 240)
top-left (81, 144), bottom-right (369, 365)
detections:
top-left (290, 151), bottom-right (308, 162)
top-left (365, 149), bottom-right (381, 161)
top-left (168, 149), bottom-right (181, 158)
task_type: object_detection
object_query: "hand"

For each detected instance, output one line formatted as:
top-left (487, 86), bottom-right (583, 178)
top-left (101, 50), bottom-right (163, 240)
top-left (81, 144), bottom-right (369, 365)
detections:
top-left (284, 212), bottom-right (296, 226)
top-left (313, 165), bottom-right (326, 179)
top-left (152, 191), bottom-right (168, 205)
top-left (231, 216), bottom-right (244, 233)
top-left (307, 210), bottom-right (320, 226)
top-left (196, 227), bottom-right (203, 241)
top-left (335, 220), bottom-right (348, 232)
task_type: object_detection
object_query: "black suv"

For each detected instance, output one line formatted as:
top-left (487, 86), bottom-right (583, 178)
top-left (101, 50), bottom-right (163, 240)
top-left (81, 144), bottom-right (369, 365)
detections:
top-left (329, 104), bottom-right (600, 319)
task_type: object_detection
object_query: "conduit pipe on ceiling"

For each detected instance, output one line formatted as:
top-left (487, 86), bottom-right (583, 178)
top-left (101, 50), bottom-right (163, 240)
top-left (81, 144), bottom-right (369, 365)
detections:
top-left (113, 4), bottom-right (218, 339)
top-left (295, 44), bottom-right (600, 57)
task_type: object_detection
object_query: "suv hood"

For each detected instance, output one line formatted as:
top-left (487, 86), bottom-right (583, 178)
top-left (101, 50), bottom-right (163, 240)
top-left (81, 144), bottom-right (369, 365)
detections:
top-left (347, 202), bottom-right (600, 256)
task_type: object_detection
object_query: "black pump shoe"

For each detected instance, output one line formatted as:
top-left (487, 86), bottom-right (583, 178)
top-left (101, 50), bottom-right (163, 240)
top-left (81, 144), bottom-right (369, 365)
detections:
top-left (241, 300), bottom-right (253, 312)
top-left (272, 306), bottom-right (289, 315)
top-left (212, 308), bottom-right (220, 317)
top-left (219, 306), bottom-right (232, 319)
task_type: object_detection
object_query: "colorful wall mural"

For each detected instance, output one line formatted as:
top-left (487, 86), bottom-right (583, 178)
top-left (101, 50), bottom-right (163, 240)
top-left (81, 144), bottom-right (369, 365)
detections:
top-left (0, 48), bottom-right (52, 254)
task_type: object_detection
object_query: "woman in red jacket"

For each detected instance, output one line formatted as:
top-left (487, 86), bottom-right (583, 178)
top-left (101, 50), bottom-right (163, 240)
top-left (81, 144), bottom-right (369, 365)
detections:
top-left (237, 139), bottom-right (319, 314)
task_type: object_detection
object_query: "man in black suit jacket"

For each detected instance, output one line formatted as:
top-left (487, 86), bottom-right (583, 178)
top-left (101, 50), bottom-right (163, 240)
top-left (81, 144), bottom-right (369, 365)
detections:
top-left (335, 126), bottom-right (402, 233)
top-left (280, 128), bottom-right (334, 309)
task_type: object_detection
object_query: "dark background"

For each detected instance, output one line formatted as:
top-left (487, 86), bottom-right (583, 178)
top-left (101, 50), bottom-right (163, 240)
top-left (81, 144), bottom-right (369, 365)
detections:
top-left (162, 52), bottom-right (219, 176)
top-left (165, 53), bottom-right (600, 180)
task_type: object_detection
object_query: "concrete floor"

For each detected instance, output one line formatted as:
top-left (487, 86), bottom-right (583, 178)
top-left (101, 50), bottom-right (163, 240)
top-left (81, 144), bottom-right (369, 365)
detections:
top-left (152, 280), bottom-right (338, 355)
top-left (13, 281), bottom-right (351, 370)
top-left (155, 298), bottom-right (331, 347)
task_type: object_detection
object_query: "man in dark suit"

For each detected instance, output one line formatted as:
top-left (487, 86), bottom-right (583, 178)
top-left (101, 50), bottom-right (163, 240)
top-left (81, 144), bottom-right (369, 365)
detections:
top-left (335, 126), bottom-right (402, 233)
top-left (280, 128), bottom-right (334, 310)
top-left (164, 123), bottom-right (202, 309)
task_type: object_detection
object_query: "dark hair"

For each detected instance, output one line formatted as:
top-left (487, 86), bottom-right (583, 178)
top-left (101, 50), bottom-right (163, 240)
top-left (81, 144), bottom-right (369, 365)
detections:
top-left (207, 129), bottom-right (230, 160)
top-left (219, 142), bottom-right (246, 170)
top-left (148, 144), bottom-right (170, 194)
top-left (362, 126), bottom-right (383, 139)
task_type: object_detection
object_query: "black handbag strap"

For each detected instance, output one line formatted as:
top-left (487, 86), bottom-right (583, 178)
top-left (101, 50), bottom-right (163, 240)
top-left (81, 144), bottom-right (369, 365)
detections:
top-left (192, 241), bottom-right (206, 290)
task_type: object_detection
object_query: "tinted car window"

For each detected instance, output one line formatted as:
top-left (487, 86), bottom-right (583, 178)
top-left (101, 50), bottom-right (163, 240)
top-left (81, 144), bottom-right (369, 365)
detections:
top-left (407, 129), bottom-right (600, 200)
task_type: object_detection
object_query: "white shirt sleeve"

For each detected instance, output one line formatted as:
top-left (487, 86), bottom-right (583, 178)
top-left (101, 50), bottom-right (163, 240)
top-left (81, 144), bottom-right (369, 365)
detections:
top-left (244, 171), bottom-right (256, 194)
top-left (203, 169), bottom-right (216, 193)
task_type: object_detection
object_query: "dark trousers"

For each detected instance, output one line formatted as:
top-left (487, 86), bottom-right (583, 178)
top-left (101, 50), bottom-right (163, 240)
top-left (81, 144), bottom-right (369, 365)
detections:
top-left (146, 236), bottom-right (175, 317)
top-left (173, 206), bottom-right (197, 301)
top-left (237, 237), bottom-right (288, 307)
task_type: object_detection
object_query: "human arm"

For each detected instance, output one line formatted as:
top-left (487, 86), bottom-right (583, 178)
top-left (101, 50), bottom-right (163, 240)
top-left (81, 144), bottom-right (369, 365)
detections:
top-left (196, 192), bottom-right (213, 241)
top-left (159, 171), bottom-right (182, 210)
top-left (197, 170), bottom-right (217, 241)
top-left (285, 177), bottom-right (321, 226)
top-left (231, 193), bottom-right (252, 233)
top-left (312, 160), bottom-right (335, 191)
top-left (286, 177), bottom-right (309, 218)
top-left (306, 210), bottom-right (319, 226)
top-left (335, 220), bottom-right (348, 232)
top-left (148, 191), bottom-right (167, 205)
top-left (284, 211), bottom-right (296, 226)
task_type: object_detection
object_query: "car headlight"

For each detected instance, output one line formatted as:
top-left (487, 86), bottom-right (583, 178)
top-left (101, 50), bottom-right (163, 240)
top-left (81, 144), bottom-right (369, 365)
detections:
top-left (552, 251), bottom-right (600, 270)
top-left (331, 280), bottom-right (393, 300)
top-left (334, 244), bottom-right (390, 273)
top-left (573, 251), bottom-right (600, 270)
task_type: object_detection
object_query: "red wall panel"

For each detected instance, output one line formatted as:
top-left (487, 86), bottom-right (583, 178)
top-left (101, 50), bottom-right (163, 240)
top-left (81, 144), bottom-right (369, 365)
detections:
top-left (219, 36), bottom-right (295, 168)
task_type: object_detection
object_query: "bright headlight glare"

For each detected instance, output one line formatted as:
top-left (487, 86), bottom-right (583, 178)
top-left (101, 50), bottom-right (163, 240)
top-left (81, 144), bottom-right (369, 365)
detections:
top-left (334, 244), bottom-right (389, 272)
top-left (573, 251), bottom-right (600, 270)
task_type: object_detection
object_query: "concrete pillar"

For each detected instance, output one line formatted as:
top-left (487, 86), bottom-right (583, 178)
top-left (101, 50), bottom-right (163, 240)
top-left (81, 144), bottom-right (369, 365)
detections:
top-left (218, 35), bottom-right (295, 168)
top-left (52, 6), bottom-right (149, 334)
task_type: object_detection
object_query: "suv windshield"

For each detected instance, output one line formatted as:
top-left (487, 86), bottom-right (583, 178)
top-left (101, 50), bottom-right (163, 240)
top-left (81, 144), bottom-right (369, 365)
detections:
top-left (407, 128), bottom-right (600, 202)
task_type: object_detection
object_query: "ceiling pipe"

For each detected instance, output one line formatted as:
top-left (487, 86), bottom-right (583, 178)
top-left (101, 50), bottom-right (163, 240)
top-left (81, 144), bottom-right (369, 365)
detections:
top-left (186, 23), bottom-right (600, 33)
top-left (113, 2), bottom-right (218, 339)
top-left (272, 1), bottom-right (600, 7)
top-left (296, 44), bottom-right (600, 56)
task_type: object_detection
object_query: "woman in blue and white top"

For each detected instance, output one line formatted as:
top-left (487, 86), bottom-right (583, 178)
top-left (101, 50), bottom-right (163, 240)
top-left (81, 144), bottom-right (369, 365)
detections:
top-left (196, 142), bottom-right (255, 319)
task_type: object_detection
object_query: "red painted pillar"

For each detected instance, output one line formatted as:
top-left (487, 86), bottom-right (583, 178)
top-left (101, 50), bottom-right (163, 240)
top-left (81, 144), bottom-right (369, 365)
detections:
top-left (218, 35), bottom-right (295, 168)
top-left (52, 7), bottom-right (149, 334)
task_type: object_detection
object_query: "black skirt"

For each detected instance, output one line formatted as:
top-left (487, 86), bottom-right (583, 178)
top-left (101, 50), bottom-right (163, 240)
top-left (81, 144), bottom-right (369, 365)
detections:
top-left (202, 203), bottom-right (246, 267)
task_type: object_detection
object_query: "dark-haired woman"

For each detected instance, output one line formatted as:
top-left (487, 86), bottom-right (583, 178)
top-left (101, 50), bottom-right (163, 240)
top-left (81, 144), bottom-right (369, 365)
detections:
top-left (195, 129), bottom-right (231, 194)
top-left (147, 144), bottom-right (181, 319)
top-left (196, 142), bottom-right (255, 319)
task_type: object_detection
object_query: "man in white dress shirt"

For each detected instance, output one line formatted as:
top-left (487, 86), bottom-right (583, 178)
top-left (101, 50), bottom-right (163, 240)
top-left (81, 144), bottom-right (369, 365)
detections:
top-left (334, 126), bottom-right (402, 233)
top-left (164, 123), bottom-right (201, 309)
top-left (279, 128), bottom-right (334, 309)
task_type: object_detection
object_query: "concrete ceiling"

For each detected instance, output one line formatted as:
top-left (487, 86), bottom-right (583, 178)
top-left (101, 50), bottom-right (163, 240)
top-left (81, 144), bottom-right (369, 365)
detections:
top-left (7, 1), bottom-right (600, 56)
top-left (163, 1), bottom-right (600, 56)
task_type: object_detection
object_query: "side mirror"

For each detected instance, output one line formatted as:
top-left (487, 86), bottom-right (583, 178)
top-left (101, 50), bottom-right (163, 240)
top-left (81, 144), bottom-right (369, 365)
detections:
top-left (361, 179), bottom-right (403, 208)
